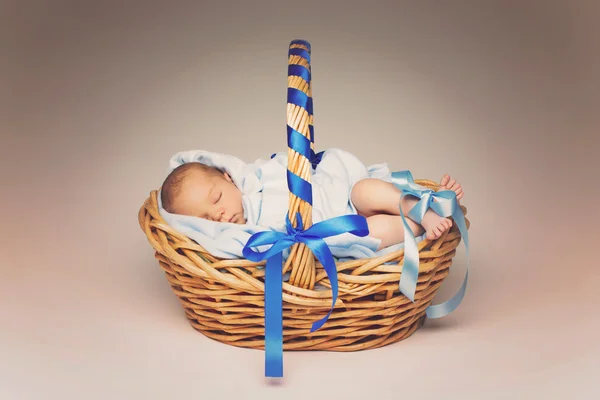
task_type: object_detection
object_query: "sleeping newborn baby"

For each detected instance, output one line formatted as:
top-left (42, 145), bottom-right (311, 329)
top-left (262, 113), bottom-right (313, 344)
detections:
top-left (158, 148), bottom-right (464, 256)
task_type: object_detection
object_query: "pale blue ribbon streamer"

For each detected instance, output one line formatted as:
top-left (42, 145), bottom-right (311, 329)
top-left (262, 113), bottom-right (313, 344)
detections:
top-left (391, 170), bottom-right (470, 319)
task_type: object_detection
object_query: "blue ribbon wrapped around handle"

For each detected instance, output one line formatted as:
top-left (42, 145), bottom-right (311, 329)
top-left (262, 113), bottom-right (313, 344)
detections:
top-left (271, 149), bottom-right (324, 170)
top-left (242, 212), bottom-right (369, 377)
top-left (391, 170), bottom-right (470, 319)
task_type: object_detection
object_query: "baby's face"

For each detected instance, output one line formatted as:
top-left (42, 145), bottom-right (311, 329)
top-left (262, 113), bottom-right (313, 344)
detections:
top-left (177, 169), bottom-right (246, 224)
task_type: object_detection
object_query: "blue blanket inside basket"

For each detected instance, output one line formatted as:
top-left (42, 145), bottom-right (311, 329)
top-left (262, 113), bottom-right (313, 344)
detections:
top-left (158, 148), bottom-right (425, 268)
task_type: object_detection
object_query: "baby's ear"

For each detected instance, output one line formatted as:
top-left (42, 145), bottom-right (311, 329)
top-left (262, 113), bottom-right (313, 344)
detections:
top-left (223, 172), bottom-right (233, 182)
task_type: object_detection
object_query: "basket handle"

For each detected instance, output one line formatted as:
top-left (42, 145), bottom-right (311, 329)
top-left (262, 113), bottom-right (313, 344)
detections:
top-left (284, 39), bottom-right (316, 290)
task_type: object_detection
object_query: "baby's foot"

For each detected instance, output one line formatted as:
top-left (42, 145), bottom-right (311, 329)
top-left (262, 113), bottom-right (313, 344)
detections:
top-left (420, 210), bottom-right (453, 240)
top-left (418, 174), bottom-right (463, 240)
top-left (439, 174), bottom-right (464, 202)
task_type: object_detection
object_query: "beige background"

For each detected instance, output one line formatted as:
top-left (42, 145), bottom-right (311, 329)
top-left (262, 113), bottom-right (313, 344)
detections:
top-left (2, 0), bottom-right (599, 399)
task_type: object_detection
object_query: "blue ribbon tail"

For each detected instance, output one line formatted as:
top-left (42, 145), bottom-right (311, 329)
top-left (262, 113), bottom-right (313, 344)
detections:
top-left (264, 253), bottom-right (283, 377)
top-left (425, 206), bottom-right (470, 319)
top-left (305, 239), bottom-right (337, 332)
top-left (398, 194), bottom-right (419, 302)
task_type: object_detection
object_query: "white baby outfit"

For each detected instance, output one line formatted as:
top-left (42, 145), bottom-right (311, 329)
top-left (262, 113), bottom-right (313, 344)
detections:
top-left (158, 148), bottom-right (424, 261)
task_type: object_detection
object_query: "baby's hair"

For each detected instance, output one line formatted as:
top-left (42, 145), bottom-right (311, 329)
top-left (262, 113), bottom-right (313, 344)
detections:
top-left (161, 162), bottom-right (223, 213)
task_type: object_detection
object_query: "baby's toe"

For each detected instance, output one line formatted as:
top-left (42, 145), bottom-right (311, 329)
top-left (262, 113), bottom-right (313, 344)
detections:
top-left (440, 174), bottom-right (450, 186)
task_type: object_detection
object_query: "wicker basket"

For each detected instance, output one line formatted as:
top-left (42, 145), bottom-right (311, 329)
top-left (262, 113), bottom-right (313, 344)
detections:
top-left (138, 40), bottom-right (469, 375)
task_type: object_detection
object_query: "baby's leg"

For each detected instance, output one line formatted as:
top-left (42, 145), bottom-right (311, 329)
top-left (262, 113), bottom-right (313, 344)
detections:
top-left (367, 214), bottom-right (424, 250)
top-left (351, 178), bottom-right (456, 240)
top-left (351, 178), bottom-right (406, 217)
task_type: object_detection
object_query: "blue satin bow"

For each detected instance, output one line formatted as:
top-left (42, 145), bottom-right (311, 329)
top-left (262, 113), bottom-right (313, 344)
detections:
top-left (391, 170), bottom-right (470, 319)
top-left (242, 212), bottom-right (369, 377)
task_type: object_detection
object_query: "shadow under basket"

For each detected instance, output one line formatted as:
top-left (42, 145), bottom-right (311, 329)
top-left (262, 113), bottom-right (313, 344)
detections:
top-left (137, 39), bottom-right (470, 353)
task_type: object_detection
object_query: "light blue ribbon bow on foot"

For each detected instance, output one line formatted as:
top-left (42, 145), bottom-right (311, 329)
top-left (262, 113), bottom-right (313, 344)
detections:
top-left (391, 170), bottom-right (470, 319)
top-left (242, 212), bottom-right (369, 377)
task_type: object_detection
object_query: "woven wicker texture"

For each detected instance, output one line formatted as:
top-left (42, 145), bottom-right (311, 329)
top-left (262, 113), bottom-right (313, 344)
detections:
top-left (138, 41), bottom-right (469, 352)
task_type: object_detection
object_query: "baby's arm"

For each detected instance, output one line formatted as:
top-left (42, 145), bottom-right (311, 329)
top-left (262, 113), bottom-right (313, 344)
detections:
top-left (366, 214), bottom-right (424, 250)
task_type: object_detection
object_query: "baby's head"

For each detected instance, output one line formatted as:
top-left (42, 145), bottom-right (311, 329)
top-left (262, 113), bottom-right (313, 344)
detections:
top-left (160, 162), bottom-right (246, 224)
